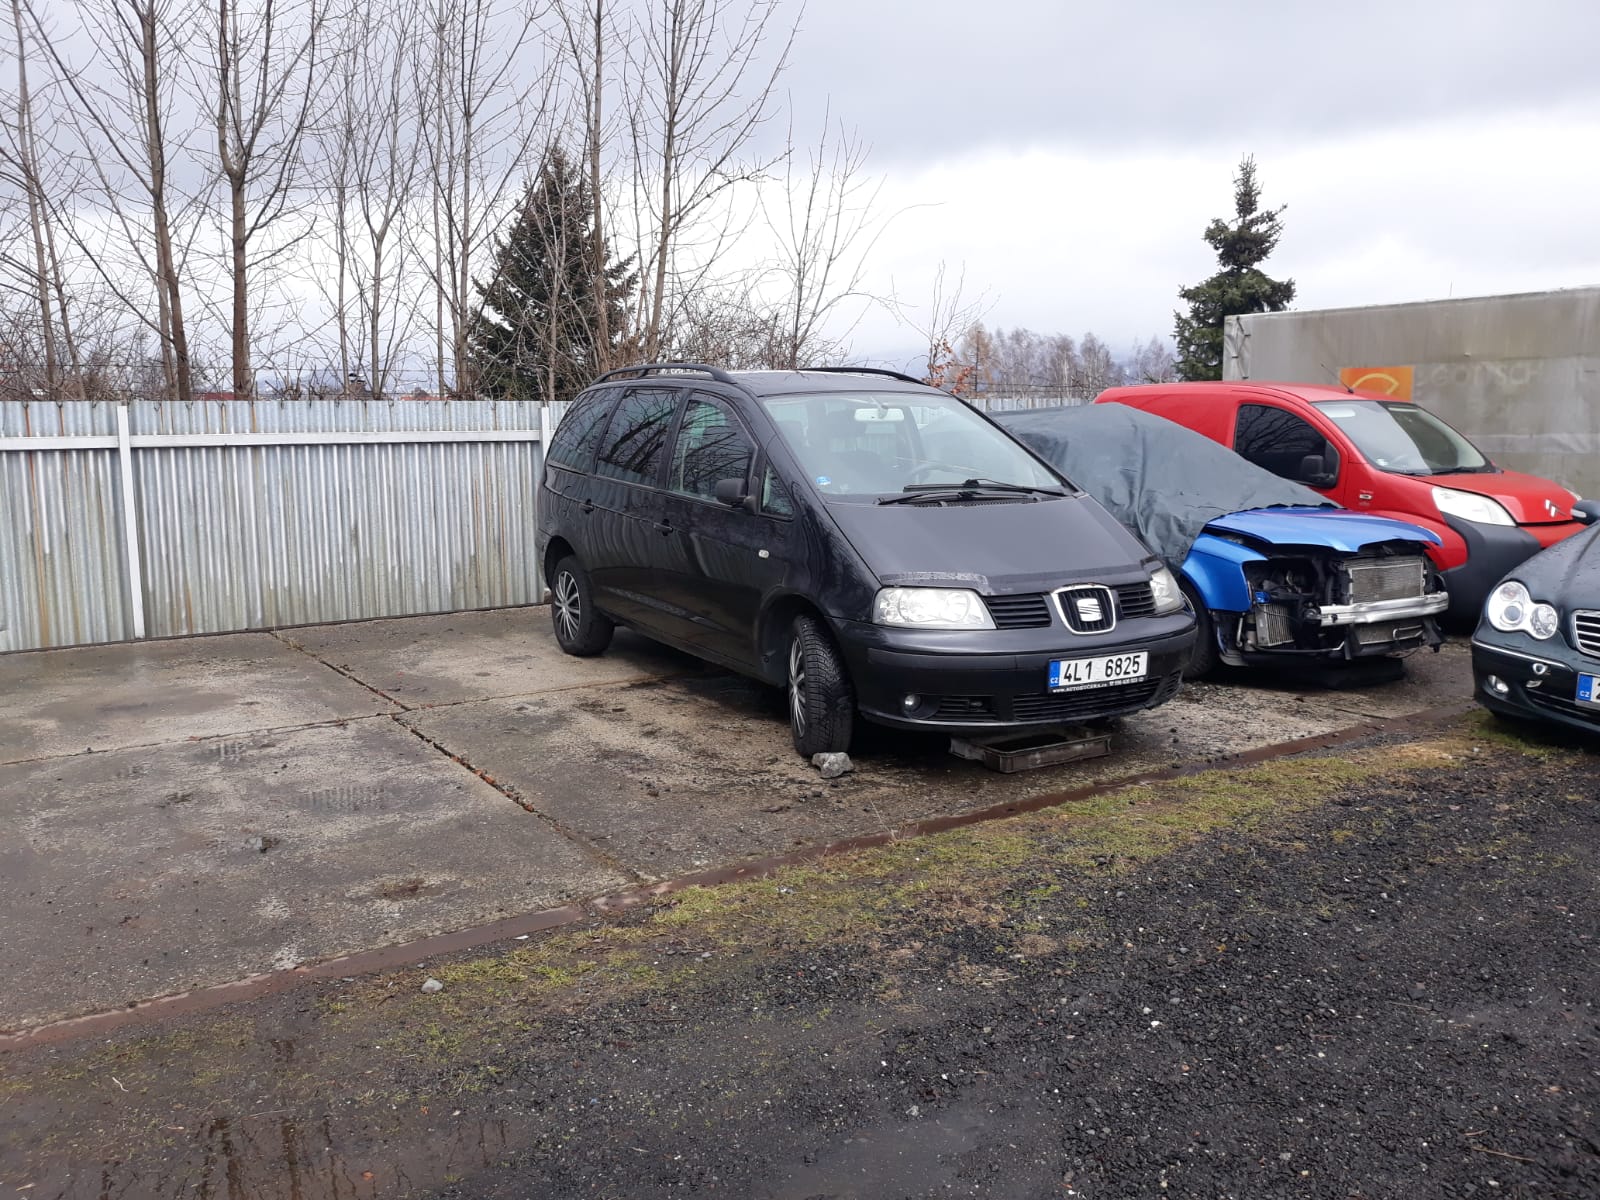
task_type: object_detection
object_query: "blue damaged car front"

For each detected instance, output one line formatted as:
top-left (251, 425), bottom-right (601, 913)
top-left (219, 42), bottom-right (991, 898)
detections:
top-left (990, 405), bottom-right (1448, 678)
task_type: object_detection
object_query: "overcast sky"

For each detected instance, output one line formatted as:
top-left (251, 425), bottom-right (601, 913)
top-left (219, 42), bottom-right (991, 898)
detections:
top-left (768, 0), bottom-right (1600, 365)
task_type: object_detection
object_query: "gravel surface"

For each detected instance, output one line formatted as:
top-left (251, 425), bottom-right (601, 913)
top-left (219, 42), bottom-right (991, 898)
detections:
top-left (2, 717), bottom-right (1595, 1200)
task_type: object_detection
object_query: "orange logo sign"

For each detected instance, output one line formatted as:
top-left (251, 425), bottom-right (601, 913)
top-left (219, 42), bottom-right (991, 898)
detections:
top-left (1339, 366), bottom-right (1414, 399)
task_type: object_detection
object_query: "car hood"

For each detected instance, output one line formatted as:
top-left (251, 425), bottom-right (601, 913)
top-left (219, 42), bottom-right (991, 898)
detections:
top-left (823, 493), bottom-right (1154, 595)
top-left (1205, 507), bottom-right (1442, 553)
top-left (1426, 468), bottom-right (1582, 526)
top-left (1506, 521), bottom-right (1600, 599)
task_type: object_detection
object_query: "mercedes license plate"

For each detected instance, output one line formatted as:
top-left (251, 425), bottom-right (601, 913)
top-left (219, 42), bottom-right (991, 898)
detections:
top-left (1578, 673), bottom-right (1600, 707)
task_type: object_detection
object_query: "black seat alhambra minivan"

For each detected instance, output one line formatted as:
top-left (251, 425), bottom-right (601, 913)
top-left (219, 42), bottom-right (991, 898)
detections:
top-left (536, 365), bottom-right (1197, 756)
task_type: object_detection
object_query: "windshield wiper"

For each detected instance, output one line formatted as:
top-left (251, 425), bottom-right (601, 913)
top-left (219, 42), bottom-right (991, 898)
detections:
top-left (891, 478), bottom-right (1065, 497)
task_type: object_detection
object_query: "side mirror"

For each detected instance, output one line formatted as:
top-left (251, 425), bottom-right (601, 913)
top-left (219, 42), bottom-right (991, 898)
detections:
top-left (1573, 498), bottom-right (1600, 526)
top-left (713, 477), bottom-right (749, 507)
top-left (1297, 453), bottom-right (1336, 487)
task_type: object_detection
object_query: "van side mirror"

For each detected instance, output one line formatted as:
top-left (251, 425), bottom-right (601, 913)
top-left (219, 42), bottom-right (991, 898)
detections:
top-left (1297, 453), bottom-right (1337, 487)
top-left (714, 477), bottom-right (749, 507)
top-left (1574, 498), bottom-right (1600, 526)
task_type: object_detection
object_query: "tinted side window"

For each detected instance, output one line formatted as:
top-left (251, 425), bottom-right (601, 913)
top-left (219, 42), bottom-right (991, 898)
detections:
top-left (595, 388), bottom-right (679, 486)
top-left (670, 395), bottom-right (754, 500)
top-left (545, 393), bottom-right (615, 472)
top-left (760, 464), bottom-right (793, 518)
top-left (1233, 404), bottom-right (1337, 481)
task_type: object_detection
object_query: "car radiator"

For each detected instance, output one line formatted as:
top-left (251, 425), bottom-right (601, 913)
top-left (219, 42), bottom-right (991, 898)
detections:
top-left (1345, 558), bottom-right (1427, 604)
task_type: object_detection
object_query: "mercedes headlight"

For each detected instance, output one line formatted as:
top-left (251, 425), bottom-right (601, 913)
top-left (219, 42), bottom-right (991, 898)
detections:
top-left (1485, 580), bottom-right (1558, 639)
top-left (1149, 565), bottom-right (1184, 615)
top-left (1433, 487), bottom-right (1514, 527)
top-left (872, 587), bottom-right (996, 630)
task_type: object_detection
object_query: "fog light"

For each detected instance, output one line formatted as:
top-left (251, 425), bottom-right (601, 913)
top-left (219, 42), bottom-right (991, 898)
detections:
top-left (903, 693), bottom-right (919, 709)
top-left (1486, 675), bottom-right (1510, 696)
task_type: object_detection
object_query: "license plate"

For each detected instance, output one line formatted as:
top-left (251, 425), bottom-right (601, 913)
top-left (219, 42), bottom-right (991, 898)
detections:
top-left (1048, 651), bottom-right (1148, 693)
top-left (1579, 674), bottom-right (1600, 707)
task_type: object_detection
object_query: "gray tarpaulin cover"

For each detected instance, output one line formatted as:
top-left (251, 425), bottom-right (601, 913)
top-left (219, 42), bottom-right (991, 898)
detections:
top-left (994, 404), bottom-right (1331, 568)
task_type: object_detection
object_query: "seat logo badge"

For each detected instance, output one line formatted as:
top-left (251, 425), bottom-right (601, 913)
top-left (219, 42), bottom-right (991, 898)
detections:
top-left (1075, 596), bottom-right (1104, 624)
top-left (1546, 499), bottom-right (1563, 518)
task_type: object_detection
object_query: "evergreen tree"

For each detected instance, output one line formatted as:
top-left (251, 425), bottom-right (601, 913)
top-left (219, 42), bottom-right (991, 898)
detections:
top-left (1172, 155), bottom-right (1295, 381)
top-left (471, 149), bottom-right (635, 403)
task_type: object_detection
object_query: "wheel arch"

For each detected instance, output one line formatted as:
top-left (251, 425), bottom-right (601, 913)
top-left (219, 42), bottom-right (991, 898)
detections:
top-left (755, 593), bottom-right (830, 685)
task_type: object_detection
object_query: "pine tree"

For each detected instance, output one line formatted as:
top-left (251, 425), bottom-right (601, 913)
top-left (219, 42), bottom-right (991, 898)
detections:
top-left (471, 149), bottom-right (635, 403)
top-left (1173, 155), bottom-right (1295, 381)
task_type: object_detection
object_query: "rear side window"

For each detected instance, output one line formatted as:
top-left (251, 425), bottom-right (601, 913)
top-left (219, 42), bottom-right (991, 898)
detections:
top-left (1233, 404), bottom-right (1338, 482)
top-left (545, 393), bottom-right (615, 472)
top-left (670, 395), bottom-right (755, 500)
top-left (595, 388), bottom-right (679, 486)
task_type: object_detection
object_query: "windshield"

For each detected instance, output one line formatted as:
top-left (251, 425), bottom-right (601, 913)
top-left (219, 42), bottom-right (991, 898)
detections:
top-left (1313, 399), bottom-right (1491, 475)
top-left (763, 391), bottom-right (1064, 496)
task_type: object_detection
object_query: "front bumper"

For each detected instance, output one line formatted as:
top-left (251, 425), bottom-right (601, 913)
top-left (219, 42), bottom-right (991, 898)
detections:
top-left (1471, 636), bottom-right (1600, 734)
top-left (833, 614), bottom-right (1197, 735)
top-left (1316, 592), bottom-right (1449, 628)
top-left (1438, 516), bottom-right (1586, 623)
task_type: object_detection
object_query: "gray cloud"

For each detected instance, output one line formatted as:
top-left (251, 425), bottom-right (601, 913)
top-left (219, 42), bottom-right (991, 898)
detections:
top-left (778, 0), bottom-right (1600, 160)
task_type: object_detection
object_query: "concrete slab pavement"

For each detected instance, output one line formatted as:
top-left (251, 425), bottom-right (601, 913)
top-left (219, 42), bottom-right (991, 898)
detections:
top-left (0, 632), bottom-right (395, 764)
top-left (0, 717), bottom-right (627, 1030)
top-left (0, 605), bottom-right (1475, 1034)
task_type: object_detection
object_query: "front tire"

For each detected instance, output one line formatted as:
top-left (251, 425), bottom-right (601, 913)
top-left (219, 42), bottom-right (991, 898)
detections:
top-left (1181, 580), bottom-right (1219, 680)
top-left (787, 614), bottom-right (854, 757)
top-left (550, 556), bottom-right (614, 657)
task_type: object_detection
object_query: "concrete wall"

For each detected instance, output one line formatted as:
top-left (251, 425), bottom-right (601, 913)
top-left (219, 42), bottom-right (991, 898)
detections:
top-left (1224, 288), bottom-right (1600, 496)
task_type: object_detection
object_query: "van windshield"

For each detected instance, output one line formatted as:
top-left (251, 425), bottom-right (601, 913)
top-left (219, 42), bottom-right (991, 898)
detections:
top-left (1313, 399), bottom-right (1491, 475)
top-left (763, 391), bottom-right (1063, 497)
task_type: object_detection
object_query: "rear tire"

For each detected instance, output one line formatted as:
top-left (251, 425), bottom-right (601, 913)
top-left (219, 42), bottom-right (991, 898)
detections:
top-left (550, 556), bottom-right (614, 657)
top-left (787, 614), bottom-right (854, 757)
top-left (1181, 580), bottom-right (1219, 680)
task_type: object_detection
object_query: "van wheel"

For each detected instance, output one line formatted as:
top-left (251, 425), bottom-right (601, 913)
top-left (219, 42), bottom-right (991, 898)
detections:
top-left (1181, 580), bottom-right (1218, 680)
top-left (550, 556), bottom-right (613, 656)
top-left (787, 614), bottom-right (854, 757)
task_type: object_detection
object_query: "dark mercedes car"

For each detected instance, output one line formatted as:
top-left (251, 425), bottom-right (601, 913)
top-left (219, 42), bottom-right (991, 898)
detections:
top-left (537, 364), bottom-right (1197, 756)
top-left (1471, 523), bottom-right (1600, 733)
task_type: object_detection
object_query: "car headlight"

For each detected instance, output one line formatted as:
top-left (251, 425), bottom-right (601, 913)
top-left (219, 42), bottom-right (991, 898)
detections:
top-left (1149, 565), bottom-right (1184, 615)
top-left (872, 587), bottom-right (996, 630)
top-left (1433, 486), bottom-right (1514, 527)
top-left (1485, 580), bottom-right (1559, 639)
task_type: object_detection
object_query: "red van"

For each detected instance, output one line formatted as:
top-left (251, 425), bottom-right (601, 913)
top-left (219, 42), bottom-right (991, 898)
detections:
top-left (1096, 382), bottom-right (1597, 621)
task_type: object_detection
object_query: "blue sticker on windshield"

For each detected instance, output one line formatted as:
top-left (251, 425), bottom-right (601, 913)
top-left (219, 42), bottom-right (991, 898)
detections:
top-left (815, 475), bottom-right (831, 485)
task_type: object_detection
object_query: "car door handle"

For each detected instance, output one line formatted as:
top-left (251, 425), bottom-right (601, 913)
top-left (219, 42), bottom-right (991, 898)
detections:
top-left (580, 499), bottom-right (595, 515)
top-left (652, 520), bottom-right (672, 535)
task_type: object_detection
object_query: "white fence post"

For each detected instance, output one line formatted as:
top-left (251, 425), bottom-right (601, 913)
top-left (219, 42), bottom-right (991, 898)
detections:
top-left (115, 404), bottom-right (148, 640)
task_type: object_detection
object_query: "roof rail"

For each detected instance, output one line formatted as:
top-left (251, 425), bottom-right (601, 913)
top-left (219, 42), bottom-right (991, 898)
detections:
top-left (591, 362), bottom-right (738, 386)
top-left (804, 366), bottom-right (928, 387)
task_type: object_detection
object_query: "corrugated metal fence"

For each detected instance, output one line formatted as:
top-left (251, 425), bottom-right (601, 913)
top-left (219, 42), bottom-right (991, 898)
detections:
top-left (1, 398), bottom-right (556, 653)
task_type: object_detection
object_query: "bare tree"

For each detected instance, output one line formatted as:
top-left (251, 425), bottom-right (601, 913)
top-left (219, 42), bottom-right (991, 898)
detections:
top-left (207, 0), bottom-right (326, 397)
top-left (33, 0), bottom-right (205, 401)
top-left (892, 260), bottom-right (991, 391)
top-left (1127, 334), bottom-right (1177, 383)
top-left (415, 0), bottom-right (552, 395)
top-left (757, 110), bottom-right (887, 369)
top-left (623, 0), bottom-right (792, 361)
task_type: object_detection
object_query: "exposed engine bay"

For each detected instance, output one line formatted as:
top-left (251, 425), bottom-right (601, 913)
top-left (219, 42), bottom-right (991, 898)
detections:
top-left (1224, 540), bottom-right (1447, 663)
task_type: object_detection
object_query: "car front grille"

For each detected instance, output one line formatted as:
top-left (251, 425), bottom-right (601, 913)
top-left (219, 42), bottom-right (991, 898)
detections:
top-left (1527, 689), bottom-right (1600, 725)
top-left (928, 673), bottom-right (1181, 725)
top-left (984, 582), bottom-right (1158, 631)
top-left (1054, 585), bottom-right (1117, 634)
top-left (1574, 610), bottom-right (1600, 658)
top-left (1114, 582), bottom-right (1156, 619)
top-left (984, 593), bottom-right (1053, 629)
top-left (1345, 558), bottom-right (1427, 604)
top-left (1010, 673), bottom-right (1180, 722)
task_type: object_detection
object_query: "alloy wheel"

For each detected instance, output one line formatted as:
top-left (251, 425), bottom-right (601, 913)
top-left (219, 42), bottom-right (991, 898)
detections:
top-left (554, 570), bottom-right (582, 642)
top-left (788, 637), bottom-right (807, 738)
